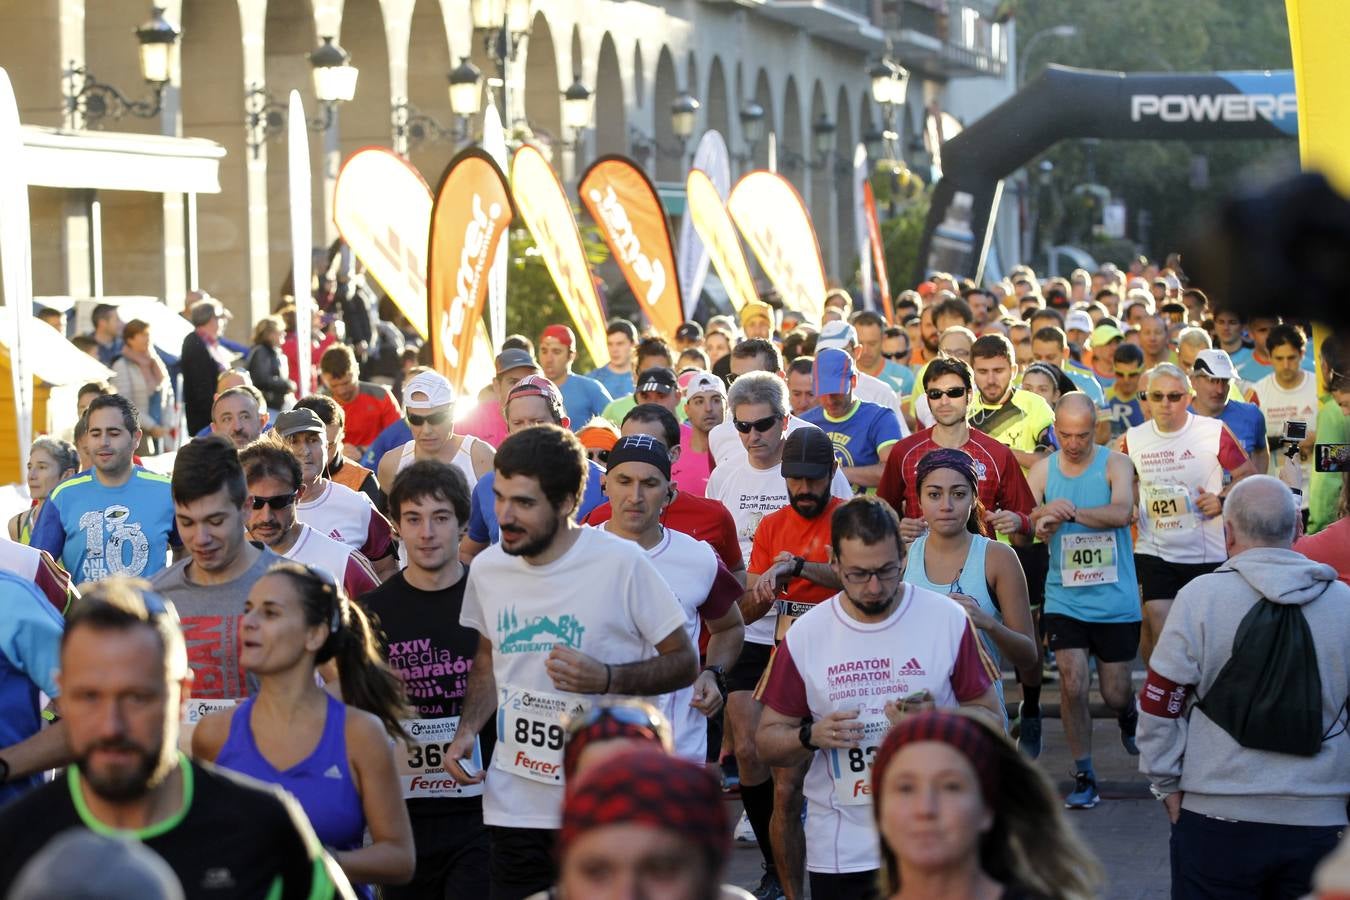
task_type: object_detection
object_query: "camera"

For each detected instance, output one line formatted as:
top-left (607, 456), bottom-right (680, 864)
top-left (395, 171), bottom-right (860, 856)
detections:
top-left (1315, 443), bottom-right (1350, 473)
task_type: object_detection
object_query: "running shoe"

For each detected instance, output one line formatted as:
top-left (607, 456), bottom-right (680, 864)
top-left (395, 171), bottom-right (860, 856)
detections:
top-left (1119, 706), bottom-right (1140, 756)
top-left (734, 810), bottom-right (757, 844)
top-left (721, 755), bottom-right (740, 793)
top-left (752, 868), bottom-right (786, 900)
top-left (1065, 770), bottom-right (1100, 809)
top-left (1017, 703), bottom-right (1042, 759)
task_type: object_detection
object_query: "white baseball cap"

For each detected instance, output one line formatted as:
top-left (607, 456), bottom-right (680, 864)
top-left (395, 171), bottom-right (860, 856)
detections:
top-left (1191, 348), bottom-right (1237, 380)
top-left (816, 320), bottom-right (858, 352)
top-left (1064, 310), bottom-right (1093, 334)
top-left (403, 371), bottom-right (455, 409)
top-left (682, 371), bottom-right (726, 402)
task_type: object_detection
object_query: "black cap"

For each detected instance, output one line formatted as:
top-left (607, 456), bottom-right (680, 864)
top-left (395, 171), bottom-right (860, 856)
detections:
top-left (675, 321), bottom-right (703, 342)
top-left (780, 426), bottom-right (836, 479)
top-left (635, 366), bottom-right (678, 395)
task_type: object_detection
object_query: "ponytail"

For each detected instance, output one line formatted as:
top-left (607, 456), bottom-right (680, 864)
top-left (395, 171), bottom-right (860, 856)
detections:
top-left (267, 561), bottom-right (411, 742)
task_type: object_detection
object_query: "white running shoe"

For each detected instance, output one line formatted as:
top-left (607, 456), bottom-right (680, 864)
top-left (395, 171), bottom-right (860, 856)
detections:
top-left (734, 810), bottom-right (757, 844)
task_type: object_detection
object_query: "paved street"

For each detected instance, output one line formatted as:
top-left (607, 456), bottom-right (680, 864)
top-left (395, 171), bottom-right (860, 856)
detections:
top-left (724, 677), bottom-right (1171, 898)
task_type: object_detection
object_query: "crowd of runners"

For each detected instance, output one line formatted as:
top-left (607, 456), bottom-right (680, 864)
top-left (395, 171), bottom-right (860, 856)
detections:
top-left (0, 258), bottom-right (1348, 900)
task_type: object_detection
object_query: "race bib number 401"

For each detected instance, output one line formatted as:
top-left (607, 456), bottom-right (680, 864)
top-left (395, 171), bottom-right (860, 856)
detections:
top-left (1060, 532), bottom-right (1119, 586)
top-left (397, 717), bottom-right (483, 799)
top-left (494, 687), bottom-right (589, 785)
top-left (826, 715), bottom-right (890, 806)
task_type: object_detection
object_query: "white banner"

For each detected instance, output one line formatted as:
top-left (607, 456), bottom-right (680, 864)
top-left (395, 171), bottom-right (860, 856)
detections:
top-left (288, 91), bottom-right (313, 395)
top-left (482, 104), bottom-right (508, 352)
top-left (853, 144), bottom-right (872, 311)
top-left (677, 130), bottom-right (730, 319)
top-left (0, 69), bottom-right (33, 480)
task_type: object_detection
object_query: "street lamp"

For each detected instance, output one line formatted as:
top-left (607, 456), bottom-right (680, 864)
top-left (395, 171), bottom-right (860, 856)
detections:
top-left (1017, 24), bottom-right (1078, 85)
top-left (471, 0), bottom-right (532, 133)
top-left (64, 6), bottom-right (182, 127)
top-left (244, 35), bottom-right (359, 157)
top-left (738, 100), bottom-right (765, 162)
top-left (309, 36), bottom-right (359, 105)
top-left (562, 77), bottom-right (593, 133)
top-left (812, 112), bottom-right (836, 160)
top-left (671, 92), bottom-right (701, 142)
top-left (449, 57), bottom-right (484, 118)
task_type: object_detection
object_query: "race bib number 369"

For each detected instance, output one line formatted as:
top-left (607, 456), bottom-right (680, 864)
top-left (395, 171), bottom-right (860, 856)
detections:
top-left (494, 687), bottom-right (588, 785)
top-left (397, 717), bottom-right (483, 799)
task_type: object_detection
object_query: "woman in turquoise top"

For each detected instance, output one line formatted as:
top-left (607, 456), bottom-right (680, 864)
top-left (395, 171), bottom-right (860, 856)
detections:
top-left (902, 449), bottom-right (1039, 719)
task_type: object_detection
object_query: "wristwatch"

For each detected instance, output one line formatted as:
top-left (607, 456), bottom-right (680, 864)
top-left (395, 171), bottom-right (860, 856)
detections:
top-left (0, 756), bottom-right (10, 785)
top-left (701, 664), bottom-right (727, 699)
top-left (798, 721), bottom-right (818, 751)
top-left (790, 556), bottom-right (806, 579)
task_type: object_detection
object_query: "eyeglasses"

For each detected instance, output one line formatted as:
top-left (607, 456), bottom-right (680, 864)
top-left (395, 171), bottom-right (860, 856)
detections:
top-left (733, 415), bottom-right (782, 434)
top-left (1113, 369), bottom-right (1142, 379)
top-left (249, 492), bottom-right (297, 511)
top-left (882, 351), bottom-right (909, 361)
top-left (1147, 391), bottom-right (1188, 404)
top-left (407, 410), bottom-right (451, 427)
top-left (925, 386), bottom-right (967, 400)
top-left (841, 564), bottom-right (902, 585)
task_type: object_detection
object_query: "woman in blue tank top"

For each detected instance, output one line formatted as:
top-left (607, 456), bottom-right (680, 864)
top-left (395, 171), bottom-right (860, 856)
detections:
top-left (192, 562), bottom-right (414, 897)
top-left (902, 449), bottom-right (1040, 718)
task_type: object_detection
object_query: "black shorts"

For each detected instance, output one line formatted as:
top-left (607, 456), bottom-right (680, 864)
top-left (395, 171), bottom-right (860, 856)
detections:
top-left (488, 826), bottom-right (557, 900)
top-left (1014, 542), bottom-right (1050, 608)
top-left (1134, 554), bottom-right (1221, 602)
top-left (727, 641), bottom-right (773, 694)
top-left (1042, 613), bottom-right (1140, 664)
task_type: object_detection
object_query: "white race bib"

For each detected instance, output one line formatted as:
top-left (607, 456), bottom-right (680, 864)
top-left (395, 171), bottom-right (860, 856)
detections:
top-left (1143, 483), bottom-right (1196, 531)
top-left (826, 715), bottom-right (890, 807)
top-left (493, 687), bottom-right (588, 785)
top-left (178, 699), bottom-right (241, 754)
top-left (1059, 532), bottom-right (1119, 586)
top-left (396, 717), bottom-right (484, 799)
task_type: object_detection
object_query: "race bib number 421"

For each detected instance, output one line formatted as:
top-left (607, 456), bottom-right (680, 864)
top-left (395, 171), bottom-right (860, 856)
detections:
top-left (397, 717), bottom-right (483, 799)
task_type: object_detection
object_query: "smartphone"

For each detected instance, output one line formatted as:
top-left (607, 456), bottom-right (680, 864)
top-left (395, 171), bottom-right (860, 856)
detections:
top-left (1314, 443), bottom-right (1350, 473)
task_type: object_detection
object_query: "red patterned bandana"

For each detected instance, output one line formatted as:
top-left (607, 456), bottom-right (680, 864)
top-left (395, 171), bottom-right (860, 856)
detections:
top-left (871, 710), bottom-right (1000, 804)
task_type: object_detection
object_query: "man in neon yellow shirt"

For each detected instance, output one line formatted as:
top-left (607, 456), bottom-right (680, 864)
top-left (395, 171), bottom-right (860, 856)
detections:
top-left (968, 334), bottom-right (1056, 471)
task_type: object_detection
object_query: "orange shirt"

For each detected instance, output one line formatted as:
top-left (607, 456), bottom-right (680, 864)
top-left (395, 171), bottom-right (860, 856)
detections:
top-left (750, 497), bottom-right (843, 641)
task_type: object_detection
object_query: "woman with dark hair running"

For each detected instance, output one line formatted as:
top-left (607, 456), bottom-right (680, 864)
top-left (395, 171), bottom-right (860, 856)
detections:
top-left (872, 709), bottom-right (1101, 900)
top-left (193, 561), bottom-right (415, 897)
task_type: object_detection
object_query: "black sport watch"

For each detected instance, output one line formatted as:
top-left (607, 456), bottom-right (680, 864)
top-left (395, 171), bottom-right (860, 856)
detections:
top-left (701, 664), bottom-right (727, 699)
top-left (798, 721), bottom-right (818, 751)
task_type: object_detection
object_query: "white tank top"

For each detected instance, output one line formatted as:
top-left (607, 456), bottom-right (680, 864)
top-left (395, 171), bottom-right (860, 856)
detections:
top-left (396, 435), bottom-right (483, 566)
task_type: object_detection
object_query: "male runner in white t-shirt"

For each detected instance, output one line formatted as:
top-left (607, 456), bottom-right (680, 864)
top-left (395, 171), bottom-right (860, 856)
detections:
top-left (757, 496), bottom-right (1001, 897)
top-left (1123, 364), bottom-right (1255, 663)
top-left (599, 434), bottom-right (745, 761)
top-left (1251, 324), bottom-right (1318, 506)
top-left (276, 408), bottom-right (398, 580)
top-left (443, 424), bottom-right (696, 900)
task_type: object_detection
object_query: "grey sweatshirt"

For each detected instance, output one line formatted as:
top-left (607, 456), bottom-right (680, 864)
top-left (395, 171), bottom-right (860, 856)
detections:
top-left (1137, 546), bottom-right (1350, 826)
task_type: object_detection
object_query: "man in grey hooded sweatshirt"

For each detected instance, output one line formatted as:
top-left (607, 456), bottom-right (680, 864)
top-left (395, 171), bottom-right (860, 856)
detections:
top-left (1139, 475), bottom-right (1350, 899)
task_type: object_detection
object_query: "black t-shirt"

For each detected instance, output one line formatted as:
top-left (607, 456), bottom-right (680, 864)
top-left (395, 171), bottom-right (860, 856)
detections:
top-left (361, 567), bottom-right (495, 816)
top-left (0, 758), bottom-right (342, 900)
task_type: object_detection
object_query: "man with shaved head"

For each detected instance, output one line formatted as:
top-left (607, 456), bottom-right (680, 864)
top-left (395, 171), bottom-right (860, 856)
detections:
top-left (1027, 392), bottom-right (1142, 808)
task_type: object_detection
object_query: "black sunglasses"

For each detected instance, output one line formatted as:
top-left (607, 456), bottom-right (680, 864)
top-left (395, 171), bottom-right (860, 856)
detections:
top-left (249, 492), bottom-right (297, 511)
top-left (589, 449), bottom-right (610, 463)
top-left (882, 351), bottom-right (909, 361)
top-left (733, 414), bottom-right (782, 434)
top-left (925, 386), bottom-right (967, 400)
top-left (407, 410), bottom-right (451, 427)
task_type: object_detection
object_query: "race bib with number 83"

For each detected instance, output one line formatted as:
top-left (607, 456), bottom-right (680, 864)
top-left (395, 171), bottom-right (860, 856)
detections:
top-left (826, 715), bottom-right (891, 806)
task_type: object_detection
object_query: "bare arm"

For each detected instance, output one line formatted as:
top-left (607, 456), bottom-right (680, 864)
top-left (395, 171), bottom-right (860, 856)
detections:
top-left (0, 719), bottom-right (72, 778)
top-left (336, 712), bottom-right (415, 886)
top-left (190, 708), bottom-right (233, 762)
top-left (958, 685), bottom-right (1005, 732)
top-left (1071, 451), bottom-right (1137, 529)
top-left (372, 553), bottom-right (399, 581)
top-left (757, 705), bottom-right (870, 768)
top-left (981, 542), bottom-right (1039, 671)
top-left (1249, 445), bottom-right (1270, 478)
top-left (470, 439), bottom-right (495, 481)
top-left (691, 606), bottom-right (745, 718)
top-left (546, 627), bottom-right (698, 697)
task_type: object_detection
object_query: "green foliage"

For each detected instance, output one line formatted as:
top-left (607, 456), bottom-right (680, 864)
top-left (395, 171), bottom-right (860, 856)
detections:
top-left (1014, 0), bottom-right (1297, 263)
top-left (879, 193), bottom-right (931, 296)
top-left (503, 216), bottom-right (610, 372)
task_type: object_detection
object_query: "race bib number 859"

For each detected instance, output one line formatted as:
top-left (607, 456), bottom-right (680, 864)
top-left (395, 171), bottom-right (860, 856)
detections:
top-left (494, 687), bottom-right (588, 785)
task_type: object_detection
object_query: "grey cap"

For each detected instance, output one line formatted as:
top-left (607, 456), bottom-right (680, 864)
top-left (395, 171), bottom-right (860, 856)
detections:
top-left (188, 297), bottom-right (230, 327)
top-left (8, 828), bottom-right (185, 900)
top-left (495, 347), bottom-right (540, 376)
top-left (274, 407), bottom-right (325, 437)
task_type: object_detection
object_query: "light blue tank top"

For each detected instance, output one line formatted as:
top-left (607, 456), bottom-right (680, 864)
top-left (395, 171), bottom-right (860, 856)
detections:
top-left (904, 532), bottom-right (1005, 706)
top-left (216, 693), bottom-right (371, 897)
top-left (1044, 448), bottom-right (1141, 623)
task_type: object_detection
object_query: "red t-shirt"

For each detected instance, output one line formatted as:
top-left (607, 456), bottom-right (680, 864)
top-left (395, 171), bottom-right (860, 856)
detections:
top-left (1295, 518), bottom-right (1350, 588)
top-left (877, 427), bottom-right (1035, 521)
top-left (337, 382), bottom-right (402, 449)
top-left (585, 490), bottom-right (745, 572)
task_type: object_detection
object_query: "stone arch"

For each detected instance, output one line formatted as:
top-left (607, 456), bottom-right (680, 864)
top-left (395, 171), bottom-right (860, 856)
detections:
top-left (181, 0), bottom-right (249, 308)
top-left (406, 0), bottom-right (454, 183)
top-left (652, 46), bottom-right (680, 181)
top-left (593, 32), bottom-right (625, 157)
top-left (808, 79), bottom-right (834, 277)
top-left (522, 10), bottom-right (561, 159)
top-left (0, 0), bottom-right (64, 126)
top-left (337, 0), bottom-right (392, 161)
top-left (264, 0), bottom-right (318, 306)
top-left (705, 55), bottom-right (729, 143)
top-left (781, 75), bottom-right (803, 183)
top-left (836, 84), bottom-right (858, 285)
top-left (752, 67), bottom-right (774, 169)
top-left (84, 0), bottom-right (157, 136)
top-left (632, 42), bottom-right (645, 111)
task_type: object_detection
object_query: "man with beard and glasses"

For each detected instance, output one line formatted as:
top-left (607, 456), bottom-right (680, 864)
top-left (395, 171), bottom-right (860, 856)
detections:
top-left (743, 428), bottom-right (847, 900)
top-left (361, 461), bottom-right (493, 899)
top-left (705, 373), bottom-right (852, 900)
top-left (599, 434), bottom-right (745, 762)
top-left (0, 579), bottom-right (354, 900)
top-left (755, 497), bottom-right (1001, 899)
top-left (240, 441), bottom-right (378, 600)
top-left (441, 425), bottom-right (697, 900)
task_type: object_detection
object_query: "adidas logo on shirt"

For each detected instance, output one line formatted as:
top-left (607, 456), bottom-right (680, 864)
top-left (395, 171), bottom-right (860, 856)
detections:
top-left (329, 530), bottom-right (342, 541)
top-left (898, 657), bottom-right (925, 675)
top-left (1179, 449), bottom-right (1195, 461)
top-left (323, 764), bottom-right (343, 780)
